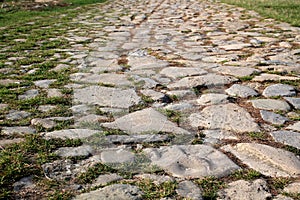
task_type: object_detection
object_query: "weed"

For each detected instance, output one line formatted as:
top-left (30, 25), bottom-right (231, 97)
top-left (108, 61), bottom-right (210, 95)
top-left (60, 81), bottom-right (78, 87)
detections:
top-left (230, 169), bottom-right (262, 181)
top-left (238, 75), bottom-right (255, 81)
top-left (160, 109), bottom-right (181, 125)
top-left (136, 179), bottom-right (177, 199)
top-left (195, 177), bottom-right (225, 200)
top-left (248, 132), bottom-right (267, 140)
top-left (141, 95), bottom-right (155, 104)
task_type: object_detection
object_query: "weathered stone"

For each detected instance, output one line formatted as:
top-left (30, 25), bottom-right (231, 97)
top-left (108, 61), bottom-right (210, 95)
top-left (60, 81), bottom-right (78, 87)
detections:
top-left (287, 121), bottom-right (300, 132)
top-left (250, 99), bottom-right (291, 111)
top-left (168, 74), bottom-right (238, 89)
top-left (140, 89), bottom-right (167, 102)
top-left (176, 181), bottom-right (202, 200)
top-left (74, 184), bottom-right (143, 200)
top-left (260, 110), bottom-right (288, 125)
top-left (6, 110), bottom-right (31, 120)
top-left (100, 148), bottom-right (135, 163)
top-left (0, 138), bottom-right (23, 147)
top-left (160, 67), bottom-right (207, 79)
top-left (219, 43), bottom-right (251, 51)
top-left (105, 134), bottom-right (170, 144)
top-left (31, 118), bottom-right (56, 129)
top-left (217, 179), bottom-right (271, 200)
top-left (102, 108), bottom-right (190, 135)
top-left (93, 174), bottom-right (123, 186)
top-left (252, 74), bottom-right (300, 82)
top-left (164, 102), bottom-right (193, 111)
top-left (273, 195), bottom-right (294, 200)
top-left (225, 84), bottom-right (258, 98)
top-left (189, 103), bottom-right (260, 133)
top-left (13, 176), bottom-right (35, 192)
top-left (70, 104), bottom-right (91, 114)
top-left (134, 174), bottom-right (174, 184)
top-left (202, 130), bottom-right (238, 144)
top-left (34, 79), bottom-right (56, 88)
top-left (43, 129), bottom-right (99, 139)
top-left (283, 182), bottom-right (300, 194)
top-left (262, 84), bottom-right (296, 97)
top-left (2, 126), bottom-right (36, 135)
top-left (222, 143), bottom-right (300, 177)
top-left (143, 145), bottom-right (240, 178)
top-left (197, 93), bottom-right (229, 106)
top-left (284, 97), bottom-right (300, 109)
top-left (55, 145), bottom-right (93, 157)
top-left (38, 105), bottom-right (56, 112)
top-left (18, 89), bottom-right (39, 100)
top-left (47, 89), bottom-right (63, 98)
top-left (270, 131), bottom-right (300, 149)
top-left (127, 55), bottom-right (168, 70)
top-left (166, 90), bottom-right (196, 99)
top-left (74, 86), bottom-right (141, 109)
top-left (213, 66), bottom-right (259, 77)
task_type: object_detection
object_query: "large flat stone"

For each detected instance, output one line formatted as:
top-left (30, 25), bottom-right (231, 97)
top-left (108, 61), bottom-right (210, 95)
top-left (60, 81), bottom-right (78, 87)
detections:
top-left (176, 181), bottom-right (202, 200)
top-left (222, 143), bottom-right (300, 177)
top-left (2, 126), bottom-right (36, 135)
top-left (225, 84), bottom-right (258, 98)
top-left (143, 145), bottom-right (240, 178)
top-left (43, 129), bottom-right (99, 139)
top-left (160, 67), bottom-right (207, 79)
top-left (168, 74), bottom-right (238, 89)
top-left (196, 93), bottom-right (229, 106)
top-left (262, 84), bottom-right (296, 97)
top-left (212, 66), bottom-right (260, 77)
top-left (127, 55), bottom-right (169, 70)
top-left (270, 131), bottom-right (300, 149)
top-left (260, 110), bottom-right (288, 125)
top-left (189, 103), bottom-right (260, 133)
top-left (252, 74), bottom-right (300, 82)
top-left (250, 99), bottom-right (291, 111)
top-left (74, 86), bottom-right (141, 109)
top-left (74, 184), bottom-right (143, 200)
top-left (100, 148), bottom-right (135, 164)
top-left (284, 97), bottom-right (300, 109)
top-left (102, 108), bottom-right (190, 135)
top-left (217, 179), bottom-right (271, 200)
top-left (55, 145), bottom-right (93, 157)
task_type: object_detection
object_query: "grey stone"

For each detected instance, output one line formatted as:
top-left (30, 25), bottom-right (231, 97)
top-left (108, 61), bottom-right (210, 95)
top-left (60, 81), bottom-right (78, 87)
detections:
top-left (74, 184), bottom-right (143, 200)
top-left (250, 99), bottom-right (291, 111)
top-left (74, 86), bottom-right (141, 109)
top-left (213, 66), bottom-right (260, 77)
top-left (93, 174), bottom-right (123, 186)
top-left (252, 74), bottom-right (300, 82)
top-left (164, 102), bottom-right (193, 111)
top-left (176, 181), bottom-right (202, 200)
top-left (287, 121), bottom-right (300, 132)
top-left (222, 143), bottom-right (300, 177)
top-left (168, 74), bottom-right (238, 89)
top-left (106, 134), bottom-right (170, 144)
top-left (100, 148), bottom-right (135, 163)
top-left (197, 93), bottom-right (229, 106)
top-left (70, 104), bottom-right (91, 114)
top-left (284, 97), bottom-right (300, 109)
top-left (160, 67), bottom-right (207, 79)
top-left (6, 110), bottom-right (31, 120)
top-left (225, 84), bottom-right (258, 98)
top-left (273, 195), bottom-right (294, 200)
top-left (18, 89), bottom-right (39, 100)
top-left (189, 103), bottom-right (260, 133)
top-left (217, 179), bottom-right (271, 200)
top-left (270, 131), bottom-right (300, 149)
top-left (262, 84), bottom-right (296, 97)
top-left (0, 138), bottom-right (23, 147)
top-left (102, 108), bottom-right (190, 135)
top-left (13, 176), bottom-right (35, 192)
top-left (38, 105), bottom-right (56, 112)
top-left (31, 118), bottom-right (56, 129)
top-left (202, 130), bottom-right (238, 145)
top-left (143, 145), bottom-right (240, 178)
top-left (127, 55), bottom-right (169, 70)
top-left (166, 90), bottom-right (196, 99)
top-left (51, 63), bottom-right (70, 72)
top-left (260, 110), bottom-right (288, 125)
top-left (47, 89), bottom-right (63, 98)
top-left (2, 126), bottom-right (36, 135)
top-left (140, 89), bottom-right (167, 102)
top-left (34, 79), bottom-right (56, 88)
top-left (134, 174), bottom-right (174, 184)
top-left (43, 129), bottom-right (99, 139)
top-left (219, 43), bottom-right (252, 51)
top-left (55, 145), bottom-right (93, 157)
top-left (283, 182), bottom-right (300, 194)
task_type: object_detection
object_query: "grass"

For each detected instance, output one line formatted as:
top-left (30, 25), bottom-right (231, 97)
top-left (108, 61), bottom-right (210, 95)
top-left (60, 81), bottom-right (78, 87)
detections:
top-left (220, 0), bottom-right (300, 27)
top-left (195, 177), bottom-right (225, 200)
top-left (136, 179), bottom-right (177, 199)
top-left (0, 134), bottom-right (82, 199)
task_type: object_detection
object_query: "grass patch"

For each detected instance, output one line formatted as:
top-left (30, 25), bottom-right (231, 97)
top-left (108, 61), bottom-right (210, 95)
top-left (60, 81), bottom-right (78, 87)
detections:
top-left (0, 134), bottom-right (81, 199)
top-left (195, 177), bottom-right (225, 200)
top-left (136, 179), bottom-right (177, 199)
top-left (220, 0), bottom-right (300, 27)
